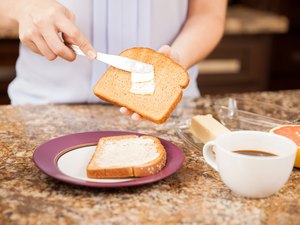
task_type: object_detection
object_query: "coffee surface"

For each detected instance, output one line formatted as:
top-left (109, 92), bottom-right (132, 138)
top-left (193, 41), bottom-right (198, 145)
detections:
top-left (233, 150), bottom-right (277, 157)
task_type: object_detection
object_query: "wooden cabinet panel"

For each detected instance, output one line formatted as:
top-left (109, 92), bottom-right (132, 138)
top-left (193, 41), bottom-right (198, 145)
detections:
top-left (270, 34), bottom-right (300, 74)
top-left (269, 34), bottom-right (300, 90)
top-left (0, 39), bottom-right (19, 104)
top-left (197, 35), bottom-right (271, 95)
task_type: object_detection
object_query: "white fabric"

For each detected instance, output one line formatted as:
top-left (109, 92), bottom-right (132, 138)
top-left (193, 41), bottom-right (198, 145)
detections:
top-left (8, 0), bottom-right (199, 105)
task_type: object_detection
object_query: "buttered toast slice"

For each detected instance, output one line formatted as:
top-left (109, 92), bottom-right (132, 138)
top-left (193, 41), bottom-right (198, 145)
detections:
top-left (86, 135), bottom-right (167, 178)
top-left (93, 48), bottom-right (189, 124)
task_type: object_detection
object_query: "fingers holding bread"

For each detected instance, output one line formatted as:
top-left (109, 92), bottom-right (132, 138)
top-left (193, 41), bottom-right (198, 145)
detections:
top-left (158, 45), bottom-right (181, 66)
top-left (119, 107), bottom-right (143, 121)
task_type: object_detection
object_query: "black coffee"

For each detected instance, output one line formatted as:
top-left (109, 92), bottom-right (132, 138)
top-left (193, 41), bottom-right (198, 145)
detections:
top-left (233, 150), bottom-right (277, 157)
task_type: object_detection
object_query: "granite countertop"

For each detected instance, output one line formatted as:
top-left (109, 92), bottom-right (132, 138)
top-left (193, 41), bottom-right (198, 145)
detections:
top-left (0, 5), bottom-right (289, 39)
top-left (0, 90), bottom-right (299, 225)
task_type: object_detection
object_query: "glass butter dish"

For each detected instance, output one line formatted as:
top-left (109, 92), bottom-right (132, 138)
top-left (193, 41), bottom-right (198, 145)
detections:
top-left (213, 97), bottom-right (298, 131)
top-left (175, 97), bottom-right (300, 149)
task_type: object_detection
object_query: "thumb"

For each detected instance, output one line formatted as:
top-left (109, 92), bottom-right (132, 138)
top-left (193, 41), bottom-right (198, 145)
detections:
top-left (158, 45), bottom-right (181, 65)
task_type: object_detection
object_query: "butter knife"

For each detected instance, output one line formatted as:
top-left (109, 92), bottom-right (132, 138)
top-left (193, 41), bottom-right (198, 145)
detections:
top-left (68, 44), bottom-right (153, 73)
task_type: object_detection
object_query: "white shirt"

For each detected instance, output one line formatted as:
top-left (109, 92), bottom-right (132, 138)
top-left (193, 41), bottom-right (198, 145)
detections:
top-left (8, 0), bottom-right (199, 105)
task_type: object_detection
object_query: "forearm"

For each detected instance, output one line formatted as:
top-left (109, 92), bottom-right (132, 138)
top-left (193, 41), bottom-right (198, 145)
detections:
top-left (0, 0), bottom-right (20, 30)
top-left (0, 0), bottom-right (28, 21)
top-left (0, 0), bottom-right (56, 23)
top-left (171, 0), bottom-right (227, 69)
top-left (0, 2), bottom-right (15, 20)
top-left (0, 1), bottom-right (20, 28)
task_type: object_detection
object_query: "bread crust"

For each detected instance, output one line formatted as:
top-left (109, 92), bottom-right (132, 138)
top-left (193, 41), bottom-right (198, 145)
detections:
top-left (93, 48), bottom-right (189, 124)
top-left (86, 135), bottom-right (167, 179)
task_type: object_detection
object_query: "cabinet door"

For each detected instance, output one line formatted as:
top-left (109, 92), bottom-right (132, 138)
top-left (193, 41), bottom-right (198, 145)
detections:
top-left (270, 34), bottom-right (300, 90)
top-left (0, 39), bottom-right (19, 104)
top-left (197, 35), bottom-right (271, 95)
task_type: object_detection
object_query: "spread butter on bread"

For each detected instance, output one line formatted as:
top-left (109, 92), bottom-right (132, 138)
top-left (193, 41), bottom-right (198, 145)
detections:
top-left (86, 135), bottom-right (167, 178)
top-left (93, 48), bottom-right (189, 124)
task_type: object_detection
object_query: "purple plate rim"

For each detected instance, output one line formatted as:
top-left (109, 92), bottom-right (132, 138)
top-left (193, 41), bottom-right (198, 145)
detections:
top-left (32, 131), bottom-right (185, 188)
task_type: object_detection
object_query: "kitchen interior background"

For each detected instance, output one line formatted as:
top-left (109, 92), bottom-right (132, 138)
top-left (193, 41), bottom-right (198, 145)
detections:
top-left (0, 0), bottom-right (299, 104)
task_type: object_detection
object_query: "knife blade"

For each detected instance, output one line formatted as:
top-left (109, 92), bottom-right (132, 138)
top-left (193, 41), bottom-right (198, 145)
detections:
top-left (68, 44), bottom-right (154, 73)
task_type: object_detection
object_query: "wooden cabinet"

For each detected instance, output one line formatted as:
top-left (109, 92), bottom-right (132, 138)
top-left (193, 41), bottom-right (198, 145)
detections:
top-left (197, 35), bottom-right (272, 95)
top-left (269, 34), bottom-right (300, 90)
top-left (196, 4), bottom-right (292, 95)
top-left (0, 39), bottom-right (18, 104)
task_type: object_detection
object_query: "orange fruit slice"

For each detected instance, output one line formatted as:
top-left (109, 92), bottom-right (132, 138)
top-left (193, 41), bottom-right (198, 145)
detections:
top-left (270, 125), bottom-right (300, 168)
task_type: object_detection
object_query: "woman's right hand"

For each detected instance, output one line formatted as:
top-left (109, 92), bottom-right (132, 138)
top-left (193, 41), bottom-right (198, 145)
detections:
top-left (15, 0), bottom-right (96, 61)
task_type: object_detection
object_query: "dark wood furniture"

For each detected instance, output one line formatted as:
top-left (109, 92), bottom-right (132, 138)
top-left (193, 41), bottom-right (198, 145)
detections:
top-left (0, 39), bottom-right (18, 104)
top-left (197, 35), bottom-right (272, 94)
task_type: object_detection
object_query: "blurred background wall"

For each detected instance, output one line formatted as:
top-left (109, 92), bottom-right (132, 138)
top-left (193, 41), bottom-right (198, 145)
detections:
top-left (0, 0), bottom-right (300, 104)
top-left (197, 0), bottom-right (300, 94)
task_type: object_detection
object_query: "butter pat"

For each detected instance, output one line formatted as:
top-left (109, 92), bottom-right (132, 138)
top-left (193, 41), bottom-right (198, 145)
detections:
top-left (190, 114), bottom-right (230, 144)
top-left (130, 80), bottom-right (155, 95)
top-left (130, 69), bottom-right (155, 95)
top-left (131, 71), bottom-right (154, 83)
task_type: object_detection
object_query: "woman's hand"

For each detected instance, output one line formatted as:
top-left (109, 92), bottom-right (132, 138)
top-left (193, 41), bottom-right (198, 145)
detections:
top-left (15, 0), bottom-right (96, 61)
top-left (120, 45), bottom-right (182, 121)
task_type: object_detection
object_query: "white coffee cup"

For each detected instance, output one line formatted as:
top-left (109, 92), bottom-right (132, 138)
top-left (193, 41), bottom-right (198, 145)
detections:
top-left (203, 131), bottom-right (297, 198)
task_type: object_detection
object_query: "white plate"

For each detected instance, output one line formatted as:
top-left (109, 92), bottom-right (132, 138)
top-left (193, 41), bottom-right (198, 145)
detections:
top-left (57, 145), bottom-right (133, 183)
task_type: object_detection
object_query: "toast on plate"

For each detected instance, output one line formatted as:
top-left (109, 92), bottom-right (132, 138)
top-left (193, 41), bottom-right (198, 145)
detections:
top-left (86, 135), bottom-right (167, 178)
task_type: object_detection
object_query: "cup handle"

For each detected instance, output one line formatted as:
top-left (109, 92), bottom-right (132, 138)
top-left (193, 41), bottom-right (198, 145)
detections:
top-left (203, 141), bottom-right (219, 171)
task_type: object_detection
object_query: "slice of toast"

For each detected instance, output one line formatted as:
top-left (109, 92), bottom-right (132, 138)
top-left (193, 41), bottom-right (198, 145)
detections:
top-left (93, 48), bottom-right (189, 124)
top-left (86, 135), bottom-right (167, 178)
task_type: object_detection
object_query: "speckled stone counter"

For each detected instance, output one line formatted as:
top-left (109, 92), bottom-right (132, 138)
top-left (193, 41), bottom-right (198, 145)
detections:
top-left (1, 90), bottom-right (300, 225)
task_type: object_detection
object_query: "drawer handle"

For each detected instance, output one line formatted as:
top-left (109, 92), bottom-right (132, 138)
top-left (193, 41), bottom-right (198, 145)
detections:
top-left (198, 59), bottom-right (241, 74)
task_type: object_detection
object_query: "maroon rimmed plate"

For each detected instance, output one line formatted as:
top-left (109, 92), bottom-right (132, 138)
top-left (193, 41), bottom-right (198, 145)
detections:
top-left (33, 131), bottom-right (184, 188)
